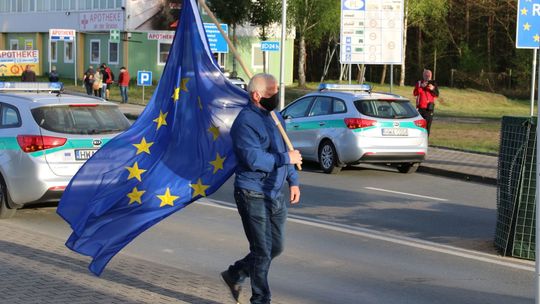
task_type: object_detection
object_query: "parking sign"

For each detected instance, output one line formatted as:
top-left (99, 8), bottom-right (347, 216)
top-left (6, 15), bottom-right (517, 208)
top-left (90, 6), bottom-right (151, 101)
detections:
top-left (137, 71), bottom-right (152, 86)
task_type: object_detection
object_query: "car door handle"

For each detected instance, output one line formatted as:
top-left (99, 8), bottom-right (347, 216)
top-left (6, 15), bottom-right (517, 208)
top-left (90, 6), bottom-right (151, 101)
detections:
top-left (319, 122), bottom-right (326, 126)
top-left (293, 125), bottom-right (300, 128)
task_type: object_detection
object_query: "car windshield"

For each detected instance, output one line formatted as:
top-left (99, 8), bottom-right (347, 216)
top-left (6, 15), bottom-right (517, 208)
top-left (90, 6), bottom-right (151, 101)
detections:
top-left (32, 104), bottom-right (130, 135)
top-left (354, 99), bottom-right (417, 119)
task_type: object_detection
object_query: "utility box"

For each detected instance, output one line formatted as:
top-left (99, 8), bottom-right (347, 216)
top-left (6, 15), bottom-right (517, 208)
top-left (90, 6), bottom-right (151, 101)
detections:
top-left (494, 116), bottom-right (537, 260)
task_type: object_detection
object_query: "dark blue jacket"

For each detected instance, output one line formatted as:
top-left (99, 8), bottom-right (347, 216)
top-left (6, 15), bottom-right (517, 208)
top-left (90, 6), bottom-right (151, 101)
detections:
top-left (231, 102), bottom-right (299, 199)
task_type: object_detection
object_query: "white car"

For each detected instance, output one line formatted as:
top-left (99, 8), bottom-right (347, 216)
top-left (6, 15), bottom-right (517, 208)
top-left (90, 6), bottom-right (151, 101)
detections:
top-left (0, 82), bottom-right (130, 218)
top-left (281, 84), bottom-right (428, 174)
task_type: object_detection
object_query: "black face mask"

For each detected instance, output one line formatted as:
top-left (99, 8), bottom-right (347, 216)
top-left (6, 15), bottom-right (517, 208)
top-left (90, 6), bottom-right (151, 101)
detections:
top-left (259, 93), bottom-right (279, 112)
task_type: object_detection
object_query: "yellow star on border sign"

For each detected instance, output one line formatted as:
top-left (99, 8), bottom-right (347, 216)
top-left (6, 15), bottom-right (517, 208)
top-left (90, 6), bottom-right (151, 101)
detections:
top-left (180, 78), bottom-right (189, 92)
top-left (522, 7), bottom-right (528, 15)
top-left (127, 187), bottom-right (145, 205)
top-left (524, 23), bottom-right (532, 31)
top-left (209, 153), bottom-right (226, 174)
top-left (208, 125), bottom-right (220, 141)
top-left (133, 137), bottom-right (154, 155)
top-left (153, 111), bottom-right (168, 130)
top-left (534, 34), bottom-right (540, 42)
top-left (190, 178), bottom-right (209, 198)
top-left (157, 188), bottom-right (179, 207)
top-left (126, 162), bottom-right (146, 182)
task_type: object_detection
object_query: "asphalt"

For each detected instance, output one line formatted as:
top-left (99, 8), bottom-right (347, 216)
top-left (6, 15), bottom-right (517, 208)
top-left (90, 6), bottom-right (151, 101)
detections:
top-left (0, 102), bottom-right (501, 304)
top-left (118, 103), bottom-right (499, 185)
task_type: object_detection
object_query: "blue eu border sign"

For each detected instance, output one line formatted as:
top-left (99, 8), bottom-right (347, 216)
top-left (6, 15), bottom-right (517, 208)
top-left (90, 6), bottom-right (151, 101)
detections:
top-left (261, 41), bottom-right (280, 52)
top-left (516, 0), bottom-right (540, 48)
top-left (137, 71), bottom-right (152, 86)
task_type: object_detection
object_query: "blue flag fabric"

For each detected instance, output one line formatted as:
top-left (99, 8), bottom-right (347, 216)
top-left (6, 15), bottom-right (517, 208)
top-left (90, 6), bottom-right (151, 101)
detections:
top-left (57, 0), bottom-right (248, 276)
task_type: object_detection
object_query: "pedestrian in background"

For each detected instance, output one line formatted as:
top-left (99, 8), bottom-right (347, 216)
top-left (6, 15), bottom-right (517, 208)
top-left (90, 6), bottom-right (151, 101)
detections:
top-left (92, 70), bottom-right (103, 97)
top-left (83, 65), bottom-right (95, 95)
top-left (48, 66), bottom-right (59, 82)
top-left (21, 65), bottom-right (36, 82)
top-left (413, 69), bottom-right (439, 135)
top-left (118, 67), bottom-right (130, 104)
top-left (221, 73), bottom-right (302, 304)
top-left (100, 63), bottom-right (114, 100)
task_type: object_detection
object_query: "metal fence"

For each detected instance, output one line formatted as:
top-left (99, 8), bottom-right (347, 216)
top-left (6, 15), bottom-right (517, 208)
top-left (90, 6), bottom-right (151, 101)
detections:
top-left (495, 116), bottom-right (537, 260)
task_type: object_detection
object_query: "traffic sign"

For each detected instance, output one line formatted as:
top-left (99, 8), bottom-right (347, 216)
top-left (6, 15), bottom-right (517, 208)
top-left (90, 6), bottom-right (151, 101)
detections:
top-left (110, 29), bottom-right (121, 43)
top-left (261, 41), bottom-right (280, 52)
top-left (203, 23), bottom-right (229, 53)
top-left (137, 71), bottom-right (152, 86)
top-left (516, 0), bottom-right (540, 48)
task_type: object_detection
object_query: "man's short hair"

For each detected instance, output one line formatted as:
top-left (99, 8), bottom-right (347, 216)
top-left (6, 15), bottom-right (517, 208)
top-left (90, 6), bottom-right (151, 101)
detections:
top-left (247, 73), bottom-right (277, 97)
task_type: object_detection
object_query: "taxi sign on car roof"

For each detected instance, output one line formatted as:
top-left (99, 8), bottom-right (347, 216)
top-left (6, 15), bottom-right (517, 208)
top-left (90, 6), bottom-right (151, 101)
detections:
top-left (318, 83), bottom-right (372, 93)
top-left (0, 82), bottom-right (63, 92)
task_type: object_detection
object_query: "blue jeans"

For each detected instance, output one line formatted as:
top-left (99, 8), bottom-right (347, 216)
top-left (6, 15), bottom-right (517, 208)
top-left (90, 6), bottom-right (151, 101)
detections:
top-left (120, 86), bottom-right (128, 103)
top-left (227, 188), bottom-right (288, 304)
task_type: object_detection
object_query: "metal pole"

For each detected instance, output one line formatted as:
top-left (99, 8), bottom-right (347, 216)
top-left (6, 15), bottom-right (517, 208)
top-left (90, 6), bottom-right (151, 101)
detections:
top-left (390, 64), bottom-right (394, 93)
top-left (278, 0), bottom-right (287, 110)
top-left (348, 64), bottom-right (352, 84)
top-left (74, 34), bottom-right (77, 86)
top-left (531, 49), bottom-right (540, 304)
top-left (532, 49), bottom-right (537, 116)
top-left (48, 36), bottom-right (51, 81)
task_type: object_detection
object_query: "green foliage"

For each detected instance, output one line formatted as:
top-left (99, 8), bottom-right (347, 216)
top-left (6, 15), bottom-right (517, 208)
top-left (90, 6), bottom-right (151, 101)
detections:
top-left (288, 0), bottom-right (340, 46)
top-left (458, 43), bottom-right (485, 73)
top-left (207, 0), bottom-right (252, 29)
top-left (251, 0), bottom-right (280, 41)
top-left (407, 0), bottom-right (448, 29)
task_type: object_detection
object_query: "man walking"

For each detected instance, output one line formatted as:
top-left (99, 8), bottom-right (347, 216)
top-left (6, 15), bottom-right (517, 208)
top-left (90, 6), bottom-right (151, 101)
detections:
top-left (83, 65), bottom-right (95, 95)
top-left (21, 65), bottom-right (36, 82)
top-left (221, 73), bottom-right (302, 304)
top-left (413, 69), bottom-right (439, 135)
top-left (118, 67), bottom-right (130, 104)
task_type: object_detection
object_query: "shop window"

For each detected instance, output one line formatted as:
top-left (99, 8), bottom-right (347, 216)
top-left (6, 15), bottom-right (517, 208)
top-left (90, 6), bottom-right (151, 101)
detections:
top-left (108, 42), bottom-right (118, 64)
top-left (65, 41), bottom-right (74, 63)
top-left (9, 39), bottom-right (19, 50)
top-left (90, 40), bottom-right (100, 64)
top-left (158, 42), bottom-right (171, 65)
top-left (50, 41), bottom-right (57, 62)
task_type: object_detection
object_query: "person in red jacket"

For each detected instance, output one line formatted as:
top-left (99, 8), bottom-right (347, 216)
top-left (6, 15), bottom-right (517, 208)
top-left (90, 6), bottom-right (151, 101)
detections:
top-left (413, 69), bottom-right (439, 135)
top-left (118, 67), bottom-right (130, 104)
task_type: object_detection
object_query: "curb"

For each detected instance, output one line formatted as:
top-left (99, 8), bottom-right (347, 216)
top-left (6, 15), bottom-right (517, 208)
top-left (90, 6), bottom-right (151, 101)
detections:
top-left (418, 165), bottom-right (497, 185)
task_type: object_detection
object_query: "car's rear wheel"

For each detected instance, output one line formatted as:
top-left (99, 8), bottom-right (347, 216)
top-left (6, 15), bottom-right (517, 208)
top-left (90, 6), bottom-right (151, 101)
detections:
top-left (319, 141), bottom-right (342, 174)
top-left (0, 178), bottom-right (16, 219)
top-left (397, 162), bottom-right (420, 174)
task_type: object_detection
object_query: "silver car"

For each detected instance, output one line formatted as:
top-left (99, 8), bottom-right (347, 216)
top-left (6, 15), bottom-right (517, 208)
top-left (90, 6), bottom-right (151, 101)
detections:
top-left (0, 82), bottom-right (130, 218)
top-left (281, 84), bottom-right (428, 174)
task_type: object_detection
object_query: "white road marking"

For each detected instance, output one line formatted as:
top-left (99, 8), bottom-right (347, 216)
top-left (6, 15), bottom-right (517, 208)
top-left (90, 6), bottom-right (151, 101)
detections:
top-left (365, 187), bottom-right (449, 202)
top-left (200, 198), bottom-right (534, 272)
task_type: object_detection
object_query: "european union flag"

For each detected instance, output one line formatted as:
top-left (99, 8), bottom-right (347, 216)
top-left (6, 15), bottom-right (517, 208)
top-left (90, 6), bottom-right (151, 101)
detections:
top-left (57, 0), bottom-right (248, 276)
top-left (516, 0), bottom-right (540, 48)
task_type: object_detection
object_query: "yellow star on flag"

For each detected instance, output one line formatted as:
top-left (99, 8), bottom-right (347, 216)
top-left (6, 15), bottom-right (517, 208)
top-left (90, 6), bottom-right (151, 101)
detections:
top-left (208, 125), bottom-right (220, 141)
top-left (126, 162), bottom-right (147, 182)
top-left (524, 22), bottom-right (532, 31)
top-left (190, 178), bottom-right (209, 198)
top-left (522, 7), bottom-right (528, 15)
top-left (153, 110), bottom-right (168, 130)
top-left (127, 187), bottom-right (145, 205)
top-left (133, 137), bottom-right (154, 155)
top-left (157, 188), bottom-right (179, 207)
top-left (180, 78), bottom-right (189, 92)
top-left (173, 87), bottom-right (180, 102)
top-left (534, 34), bottom-right (540, 42)
top-left (209, 153), bottom-right (226, 174)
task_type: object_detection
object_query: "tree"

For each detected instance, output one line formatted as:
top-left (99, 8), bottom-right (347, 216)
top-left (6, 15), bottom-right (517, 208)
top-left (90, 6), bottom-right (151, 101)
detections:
top-left (207, 0), bottom-right (252, 73)
top-left (251, 0), bottom-right (280, 72)
top-left (289, 0), bottom-right (339, 87)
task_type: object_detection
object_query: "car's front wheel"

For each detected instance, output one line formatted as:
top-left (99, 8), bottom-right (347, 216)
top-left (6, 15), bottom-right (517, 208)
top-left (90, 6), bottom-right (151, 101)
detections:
top-left (397, 162), bottom-right (420, 174)
top-left (0, 179), bottom-right (16, 219)
top-left (319, 141), bottom-right (342, 174)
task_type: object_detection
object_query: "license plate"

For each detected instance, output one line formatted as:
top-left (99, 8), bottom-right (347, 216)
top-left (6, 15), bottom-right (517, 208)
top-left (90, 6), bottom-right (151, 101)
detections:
top-left (75, 149), bottom-right (97, 160)
top-left (382, 128), bottom-right (408, 136)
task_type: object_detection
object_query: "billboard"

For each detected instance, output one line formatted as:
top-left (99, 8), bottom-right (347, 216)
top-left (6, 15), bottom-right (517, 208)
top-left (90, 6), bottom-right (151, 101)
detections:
top-left (340, 0), bottom-right (404, 64)
top-left (0, 50), bottom-right (41, 77)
